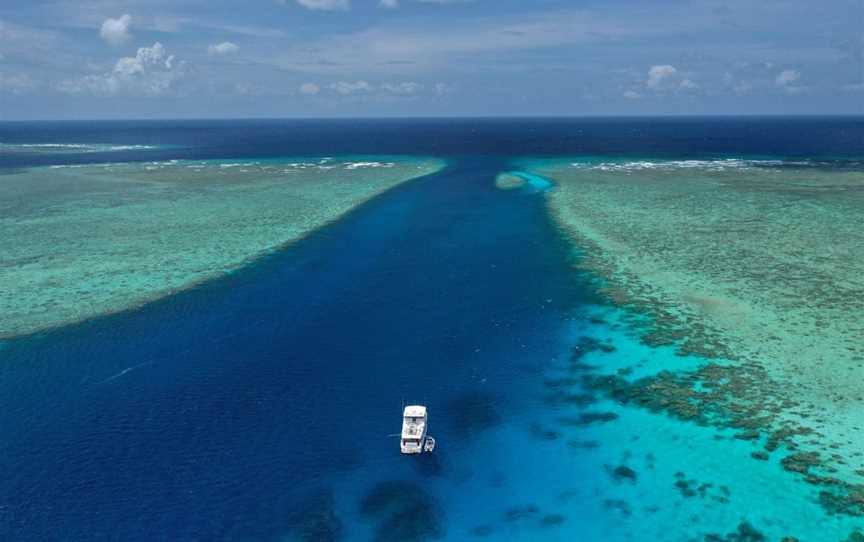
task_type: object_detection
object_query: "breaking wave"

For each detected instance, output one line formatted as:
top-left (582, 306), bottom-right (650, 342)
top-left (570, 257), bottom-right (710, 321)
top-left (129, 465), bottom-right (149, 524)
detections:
top-left (0, 143), bottom-right (161, 154)
top-left (569, 158), bottom-right (864, 172)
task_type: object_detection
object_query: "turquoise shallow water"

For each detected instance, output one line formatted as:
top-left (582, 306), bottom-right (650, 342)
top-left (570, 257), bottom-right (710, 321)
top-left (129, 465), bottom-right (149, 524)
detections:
top-left (510, 171), bottom-right (554, 191)
top-left (1, 118), bottom-right (863, 541)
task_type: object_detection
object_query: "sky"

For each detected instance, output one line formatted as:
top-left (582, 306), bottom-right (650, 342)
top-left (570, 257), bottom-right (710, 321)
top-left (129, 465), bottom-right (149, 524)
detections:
top-left (0, 0), bottom-right (862, 119)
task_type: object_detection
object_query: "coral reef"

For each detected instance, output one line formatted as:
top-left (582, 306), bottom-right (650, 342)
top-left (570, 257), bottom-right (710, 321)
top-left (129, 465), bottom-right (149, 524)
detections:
top-left (0, 157), bottom-right (444, 338)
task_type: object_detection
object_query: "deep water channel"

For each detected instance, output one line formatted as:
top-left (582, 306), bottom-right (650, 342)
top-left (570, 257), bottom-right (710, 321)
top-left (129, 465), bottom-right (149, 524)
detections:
top-left (0, 158), bottom-right (589, 540)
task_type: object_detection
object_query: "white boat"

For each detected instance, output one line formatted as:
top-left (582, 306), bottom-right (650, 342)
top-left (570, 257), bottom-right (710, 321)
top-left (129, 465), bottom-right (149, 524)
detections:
top-left (400, 405), bottom-right (436, 454)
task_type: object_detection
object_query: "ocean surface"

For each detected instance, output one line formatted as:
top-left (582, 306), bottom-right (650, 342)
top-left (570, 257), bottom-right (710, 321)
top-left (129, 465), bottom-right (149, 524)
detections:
top-left (1, 118), bottom-right (863, 541)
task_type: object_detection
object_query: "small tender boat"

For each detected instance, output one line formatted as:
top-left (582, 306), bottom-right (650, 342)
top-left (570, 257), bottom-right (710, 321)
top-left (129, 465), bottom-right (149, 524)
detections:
top-left (400, 405), bottom-right (436, 454)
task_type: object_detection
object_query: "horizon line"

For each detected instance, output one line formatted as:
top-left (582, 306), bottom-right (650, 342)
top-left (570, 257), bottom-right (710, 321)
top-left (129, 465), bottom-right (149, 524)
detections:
top-left (1, 113), bottom-right (863, 123)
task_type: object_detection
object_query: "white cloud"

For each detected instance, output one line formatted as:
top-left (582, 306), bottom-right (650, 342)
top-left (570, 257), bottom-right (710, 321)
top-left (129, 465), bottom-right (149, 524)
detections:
top-left (100, 14), bottom-right (132, 46)
top-left (59, 42), bottom-right (185, 97)
top-left (296, 0), bottom-right (350, 10)
top-left (775, 69), bottom-right (807, 95)
top-left (646, 64), bottom-right (677, 91)
top-left (299, 82), bottom-right (320, 95)
top-left (329, 80), bottom-right (373, 94)
top-left (208, 41), bottom-right (239, 56)
top-left (775, 69), bottom-right (800, 87)
top-left (0, 73), bottom-right (35, 94)
top-left (679, 78), bottom-right (698, 91)
top-left (314, 80), bottom-right (442, 98)
top-left (636, 64), bottom-right (699, 95)
top-left (841, 82), bottom-right (864, 93)
top-left (381, 81), bottom-right (422, 94)
top-left (433, 82), bottom-right (454, 95)
top-left (379, 0), bottom-right (399, 7)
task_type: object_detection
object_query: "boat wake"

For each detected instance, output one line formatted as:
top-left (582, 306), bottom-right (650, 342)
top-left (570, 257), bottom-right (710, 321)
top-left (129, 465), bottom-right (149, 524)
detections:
top-left (94, 361), bottom-right (154, 386)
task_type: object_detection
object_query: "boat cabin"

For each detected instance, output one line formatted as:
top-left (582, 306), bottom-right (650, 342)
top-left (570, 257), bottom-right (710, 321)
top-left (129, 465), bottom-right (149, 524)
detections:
top-left (400, 405), bottom-right (435, 454)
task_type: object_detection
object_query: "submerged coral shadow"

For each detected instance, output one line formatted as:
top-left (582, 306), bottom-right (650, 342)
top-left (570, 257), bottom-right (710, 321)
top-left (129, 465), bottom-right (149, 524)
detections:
top-left (359, 480), bottom-right (445, 542)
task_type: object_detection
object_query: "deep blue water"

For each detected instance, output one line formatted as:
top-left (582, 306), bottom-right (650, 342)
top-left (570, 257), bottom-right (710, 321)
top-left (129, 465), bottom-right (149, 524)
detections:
top-left (1, 118), bottom-right (864, 541)
top-left (1, 117), bottom-right (863, 169)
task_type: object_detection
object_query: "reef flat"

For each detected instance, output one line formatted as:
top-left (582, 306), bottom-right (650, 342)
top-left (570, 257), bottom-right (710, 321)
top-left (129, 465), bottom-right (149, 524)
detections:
top-left (525, 157), bottom-right (864, 516)
top-left (0, 156), bottom-right (443, 338)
